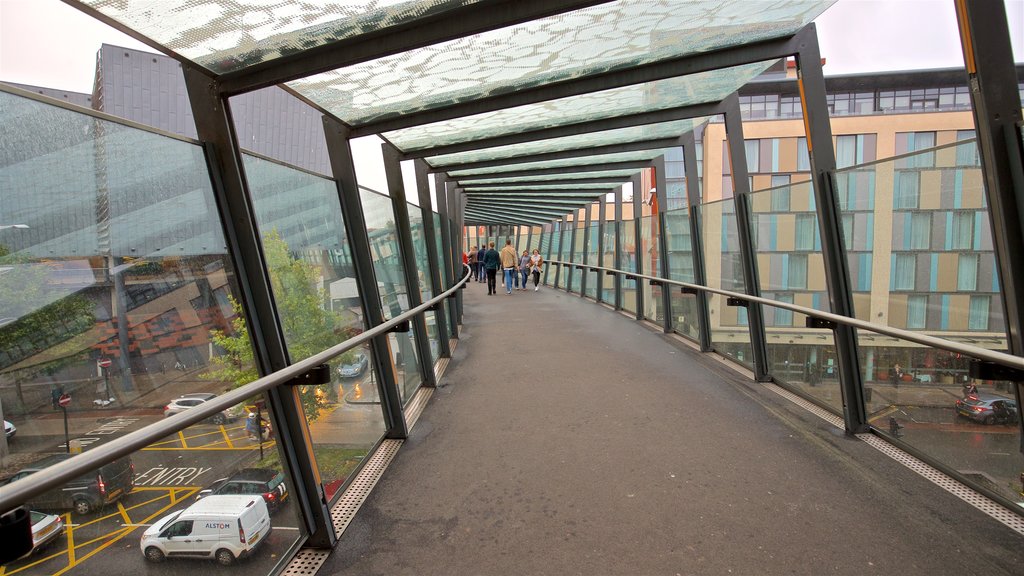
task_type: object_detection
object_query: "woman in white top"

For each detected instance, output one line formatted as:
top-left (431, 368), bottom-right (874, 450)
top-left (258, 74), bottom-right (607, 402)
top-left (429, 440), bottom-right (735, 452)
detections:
top-left (529, 249), bottom-right (544, 291)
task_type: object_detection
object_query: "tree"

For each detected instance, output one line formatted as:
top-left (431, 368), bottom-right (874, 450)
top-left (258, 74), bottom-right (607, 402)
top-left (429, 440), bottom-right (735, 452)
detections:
top-left (204, 230), bottom-right (358, 422)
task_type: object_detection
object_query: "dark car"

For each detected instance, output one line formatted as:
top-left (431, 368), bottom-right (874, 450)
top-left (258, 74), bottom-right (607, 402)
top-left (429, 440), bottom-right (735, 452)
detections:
top-left (7, 454), bottom-right (134, 515)
top-left (955, 393), bottom-right (1019, 425)
top-left (196, 468), bottom-right (288, 512)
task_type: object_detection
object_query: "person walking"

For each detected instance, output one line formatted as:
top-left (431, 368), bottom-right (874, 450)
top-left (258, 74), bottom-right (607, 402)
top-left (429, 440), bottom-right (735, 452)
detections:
top-left (518, 250), bottom-right (531, 291)
top-left (530, 248), bottom-right (544, 291)
top-left (467, 246), bottom-right (478, 282)
top-left (483, 242), bottom-right (500, 295)
top-left (476, 245), bottom-right (487, 282)
top-left (500, 240), bottom-right (518, 295)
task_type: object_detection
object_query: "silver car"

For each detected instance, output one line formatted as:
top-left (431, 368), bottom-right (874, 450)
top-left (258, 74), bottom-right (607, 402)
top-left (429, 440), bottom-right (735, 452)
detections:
top-left (163, 393), bottom-right (237, 424)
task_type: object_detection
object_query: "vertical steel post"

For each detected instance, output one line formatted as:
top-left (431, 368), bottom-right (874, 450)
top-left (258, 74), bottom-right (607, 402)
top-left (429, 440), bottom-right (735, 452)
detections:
top-left (183, 67), bottom-right (335, 548)
top-left (723, 93), bottom-right (770, 381)
top-left (322, 117), bottom-right (408, 440)
top-left (796, 28), bottom-right (868, 431)
top-left (682, 132), bottom-right (713, 352)
top-left (597, 195), bottom-right (606, 303)
top-left (581, 204), bottom-right (593, 296)
top-left (415, 161), bottom-right (451, 359)
top-left (552, 218), bottom-right (564, 288)
top-left (614, 186), bottom-right (623, 310)
top-left (954, 0), bottom-right (1024, 449)
top-left (632, 173), bottom-right (645, 321)
top-left (381, 144), bottom-right (437, 387)
top-left (652, 155), bottom-right (673, 333)
top-left (450, 185), bottom-right (466, 324)
top-left (434, 174), bottom-right (461, 339)
top-left (566, 210), bottom-right (579, 293)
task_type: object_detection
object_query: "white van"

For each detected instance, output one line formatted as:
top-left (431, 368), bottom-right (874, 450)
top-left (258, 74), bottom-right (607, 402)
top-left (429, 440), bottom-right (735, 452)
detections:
top-left (140, 495), bottom-right (271, 565)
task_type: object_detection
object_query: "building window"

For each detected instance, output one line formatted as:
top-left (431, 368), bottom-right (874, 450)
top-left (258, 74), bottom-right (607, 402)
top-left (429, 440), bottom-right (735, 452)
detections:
top-left (774, 294), bottom-right (794, 326)
top-left (894, 171), bottom-right (920, 209)
top-left (796, 138), bottom-right (810, 171)
top-left (951, 211), bottom-right (974, 250)
top-left (893, 254), bottom-right (916, 290)
top-left (745, 140), bottom-right (759, 173)
top-left (841, 213), bottom-right (854, 249)
top-left (907, 295), bottom-right (927, 329)
top-left (787, 254), bottom-right (808, 289)
top-left (957, 253), bottom-right (978, 291)
top-left (909, 212), bottom-right (931, 250)
top-left (796, 214), bottom-right (816, 251)
top-left (956, 130), bottom-right (979, 166)
top-left (770, 176), bottom-right (791, 211)
top-left (969, 295), bottom-right (990, 330)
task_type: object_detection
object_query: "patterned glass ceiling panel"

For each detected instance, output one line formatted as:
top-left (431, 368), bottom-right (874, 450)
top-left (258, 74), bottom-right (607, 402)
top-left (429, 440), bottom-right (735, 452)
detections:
top-left (73, 0), bottom-right (480, 74)
top-left (384, 61), bottom-right (774, 152)
top-left (459, 169), bottom-right (638, 185)
top-left (427, 118), bottom-right (707, 167)
top-left (288, 1), bottom-right (832, 125)
top-left (464, 183), bottom-right (615, 191)
top-left (446, 150), bottom-right (671, 176)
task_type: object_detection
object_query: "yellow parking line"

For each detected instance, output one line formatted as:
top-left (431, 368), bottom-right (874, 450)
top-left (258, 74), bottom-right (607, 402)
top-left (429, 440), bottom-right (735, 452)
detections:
top-left (117, 502), bottom-right (132, 525)
top-left (3, 545), bottom-right (69, 575)
top-left (143, 441), bottom-right (276, 451)
top-left (220, 425), bottom-right (235, 448)
top-left (868, 405), bottom-right (900, 423)
top-left (178, 430), bottom-right (189, 449)
top-left (65, 513), bottom-right (76, 565)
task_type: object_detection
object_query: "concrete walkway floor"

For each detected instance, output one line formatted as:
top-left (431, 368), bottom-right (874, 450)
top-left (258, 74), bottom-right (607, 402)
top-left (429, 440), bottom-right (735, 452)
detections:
top-left (321, 282), bottom-right (1023, 576)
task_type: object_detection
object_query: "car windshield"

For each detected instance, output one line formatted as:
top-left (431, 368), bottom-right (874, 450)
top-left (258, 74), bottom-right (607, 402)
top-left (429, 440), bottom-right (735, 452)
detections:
top-left (156, 511), bottom-right (182, 531)
top-left (30, 511), bottom-right (47, 524)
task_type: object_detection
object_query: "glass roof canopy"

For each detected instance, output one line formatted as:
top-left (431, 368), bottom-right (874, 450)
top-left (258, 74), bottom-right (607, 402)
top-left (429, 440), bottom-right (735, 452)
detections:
top-left (68, 0), bottom-right (836, 225)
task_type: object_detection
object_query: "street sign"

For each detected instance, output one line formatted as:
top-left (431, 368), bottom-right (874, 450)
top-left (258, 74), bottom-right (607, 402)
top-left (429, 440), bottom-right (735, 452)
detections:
top-left (58, 394), bottom-right (71, 407)
top-left (97, 358), bottom-right (112, 368)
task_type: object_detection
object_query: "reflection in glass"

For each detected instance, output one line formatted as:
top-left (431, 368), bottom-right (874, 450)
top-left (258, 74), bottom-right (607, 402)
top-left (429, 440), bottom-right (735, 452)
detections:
top-left (641, 215), bottom-right (663, 324)
top-left (663, 208), bottom-right (699, 340)
top-left (360, 189), bottom-right (424, 404)
top-left (0, 90), bottom-right (305, 562)
top-left (700, 200), bottom-right (752, 368)
top-left (620, 219), bottom-right (638, 314)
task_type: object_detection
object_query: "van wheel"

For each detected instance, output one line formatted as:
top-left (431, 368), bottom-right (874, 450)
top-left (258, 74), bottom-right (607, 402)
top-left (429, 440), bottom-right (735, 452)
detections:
top-left (211, 414), bottom-right (225, 425)
top-left (144, 547), bottom-right (165, 563)
top-left (215, 549), bottom-right (235, 565)
top-left (73, 499), bottom-right (92, 515)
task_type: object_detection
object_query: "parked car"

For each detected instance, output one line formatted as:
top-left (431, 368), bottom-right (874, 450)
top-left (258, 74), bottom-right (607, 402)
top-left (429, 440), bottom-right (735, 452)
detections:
top-left (4, 420), bottom-right (15, 439)
top-left (141, 495), bottom-right (270, 565)
top-left (337, 352), bottom-right (369, 378)
top-left (196, 468), bottom-right (288, 512)
top-left (23, 511), bottom-right (64, 557)
top-left (164, 393), bottom-right (240, 424)
top-left (955, 393), bottom-right (1019, 425)
top-left (6, 454), bottom-right (134, 514)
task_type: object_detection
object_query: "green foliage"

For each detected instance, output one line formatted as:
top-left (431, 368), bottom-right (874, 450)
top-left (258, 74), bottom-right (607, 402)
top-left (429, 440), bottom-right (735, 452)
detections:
top-left (203, 229), bottom-right (359, 422)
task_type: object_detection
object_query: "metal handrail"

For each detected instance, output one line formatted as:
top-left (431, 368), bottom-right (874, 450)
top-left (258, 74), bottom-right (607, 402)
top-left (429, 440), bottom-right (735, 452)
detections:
top-left (551, 259), bottom-right (1024, 370)
top-left (0, 266), bottom-right (472, 513)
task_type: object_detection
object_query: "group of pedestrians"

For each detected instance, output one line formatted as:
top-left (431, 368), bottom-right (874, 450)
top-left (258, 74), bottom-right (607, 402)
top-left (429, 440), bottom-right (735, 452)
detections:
top-left (467, 240), bottom-right (544, 295)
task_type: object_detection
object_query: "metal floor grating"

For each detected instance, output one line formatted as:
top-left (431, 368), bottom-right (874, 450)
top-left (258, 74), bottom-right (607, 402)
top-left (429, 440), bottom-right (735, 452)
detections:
top-left (405, 387), bottom-right (433, 430)
top-left (763, 382), bottom-right (1024, 536)
top-left (330, 438), bottom-right (403, 538)
top-left (281, 548), bottom-right (331, 576)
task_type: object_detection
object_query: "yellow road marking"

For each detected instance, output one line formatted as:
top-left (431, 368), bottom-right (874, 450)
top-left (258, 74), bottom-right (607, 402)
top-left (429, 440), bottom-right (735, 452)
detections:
top-left (220, 424), bottom-right (234, 448)
top-left (117, 502), bottom-right (132, 525)
top-left (178, 430), bottom-right (189, 449)
top-left (143, 441), bottom-right (276, 451)
top-left (868, 405), bottom-right (900, 423)
top-left (65, 513), bottom-right (75, 565)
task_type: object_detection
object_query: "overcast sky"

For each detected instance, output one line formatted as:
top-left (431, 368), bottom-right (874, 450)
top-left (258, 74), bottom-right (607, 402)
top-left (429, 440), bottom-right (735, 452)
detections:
top-left (1, 0), bottom-right (1021, 94)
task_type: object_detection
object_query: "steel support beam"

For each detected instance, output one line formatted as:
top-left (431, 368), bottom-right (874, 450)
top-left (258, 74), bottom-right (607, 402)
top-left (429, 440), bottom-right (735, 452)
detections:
top-left (322, 117), bottom-right (409, 440)
top-left (566, 209), bottom-right (581, 293)
top-left (955, 0), bottom-right (1024, 450)
top-left (596, 194), bottom-right (606, 303)
top-left (397, 101), bottom-right (725, 157)
top-left (414, 160), bottom-right (451, 359)
top-left (652, 155), bottom-right (673, 333)
top-left (448, 160), bottom-right (653, 181)
top-left (459, 177), bottom-right (628, 188)
top-left (723, 94), bottom-right (770, 382)
top-left (614, 186), bottom-right (623, 310)
top-left (795, 26), bottom-right (867, 432)
top-left (449, 184), bottom-right (466, 324)
top-left (182, 66), bottom-right (336, 548)
top-left (552, 218), bottom-right (565, 288)
top-left (682, 132), bottom-right (712, 352)
top-left (581, 203), bottom-right (593, 297)
top-left (632, 173), bottom-right (644, 321)
top-left (382, 144), bottom-right (437, 387)
top-left (352, 29), bottom-right (809, 134)
top-left (434, 174), bottom-right (461, 339)
top-left (431, 138), bottom-right (681, 173)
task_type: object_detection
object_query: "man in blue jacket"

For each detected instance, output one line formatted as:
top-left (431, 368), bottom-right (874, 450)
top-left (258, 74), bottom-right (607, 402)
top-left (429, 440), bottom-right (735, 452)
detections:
top-left (482, 242), bottom-right (500, 295)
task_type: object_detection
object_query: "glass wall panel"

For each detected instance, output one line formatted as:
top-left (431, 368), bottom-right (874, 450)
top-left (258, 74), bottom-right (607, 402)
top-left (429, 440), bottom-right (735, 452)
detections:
top-left (664, 208), bottom-right (699, 340)
top-left (0, 90), bottom-right (304, 569)
top-left (838, 139), bottom-right (1005, 409)
top-left (600, 220), bottom-right (618, 304)
top-left (700, 199), bottom-right (752, 368)
top-left (747, 180), bottom-right (838, 407)
top-left (641, 215), bottom-right (663, 324)
top-left (571, 222), bottom-right (585, 292)
top-left (432, 212), bottom-right (449, 348)
top-left (242, 153), bottom-right (387, 502)
top-left (544, 226), bottom-right (560, 286)
top-left (585, 221), bottom-right (599, 299)
top-left (359, 190), bottom-right (424, 404)
top-left (408, 204), bottom-right (440, 365)
top-left (556, 228), bottom-right (572, 289)
top-left (620, 219), bottom-right (638, 315)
